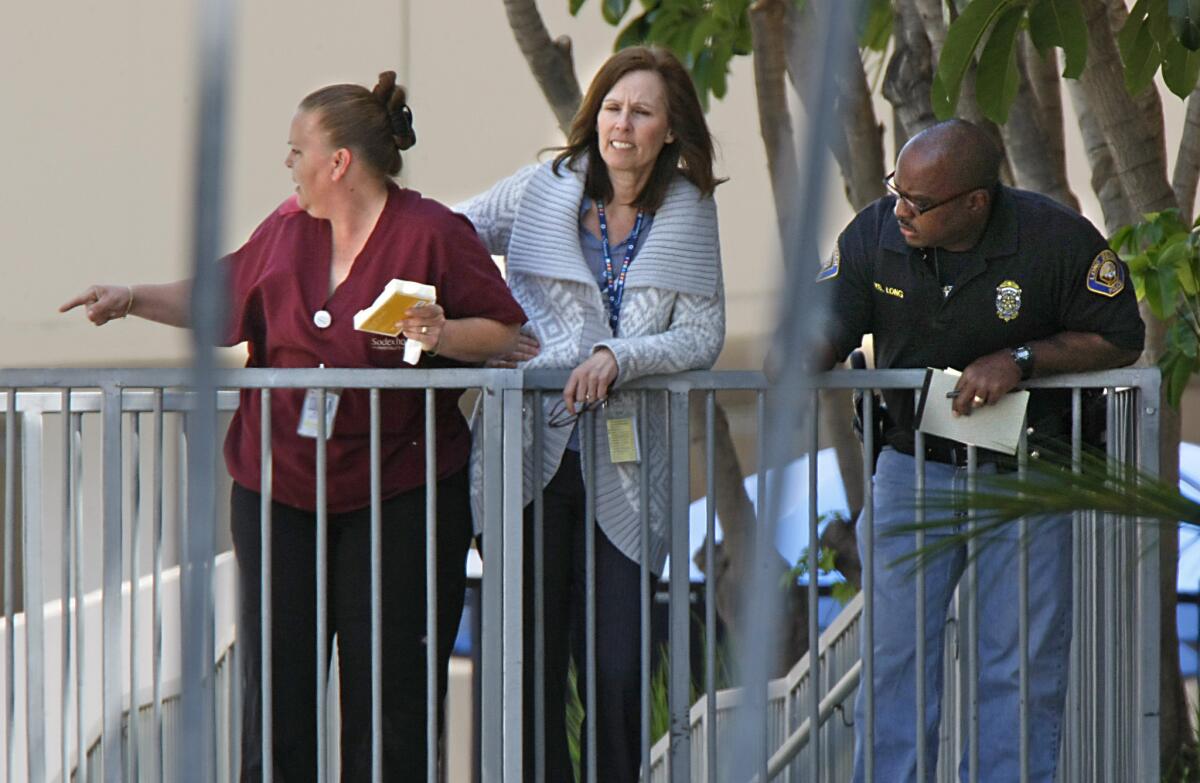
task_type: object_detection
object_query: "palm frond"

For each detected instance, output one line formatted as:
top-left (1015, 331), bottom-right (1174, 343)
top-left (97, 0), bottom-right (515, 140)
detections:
top-left (887, 442), bottom-right (1200, 570)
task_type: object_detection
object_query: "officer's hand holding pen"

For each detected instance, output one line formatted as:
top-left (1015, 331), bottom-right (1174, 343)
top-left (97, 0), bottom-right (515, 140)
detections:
top-left (948, 349), bottom-right (1023, 416)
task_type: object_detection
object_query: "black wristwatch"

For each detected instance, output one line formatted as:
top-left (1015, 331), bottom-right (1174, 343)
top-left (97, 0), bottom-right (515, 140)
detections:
top-left (1010, 344), bottom-right (1034, 380)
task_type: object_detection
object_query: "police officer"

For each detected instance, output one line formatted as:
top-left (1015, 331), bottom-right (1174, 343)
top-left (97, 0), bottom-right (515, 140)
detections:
top-left (815, 119), bottom-right (1144, 782)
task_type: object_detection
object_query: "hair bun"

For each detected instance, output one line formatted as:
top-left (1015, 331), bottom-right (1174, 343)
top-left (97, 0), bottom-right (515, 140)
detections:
top-left (372, 70), bottom-right (416, 151)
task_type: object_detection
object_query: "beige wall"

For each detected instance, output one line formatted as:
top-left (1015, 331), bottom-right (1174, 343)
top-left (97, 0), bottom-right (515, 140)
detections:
top-left (2, 2), bottom-right (1190, 370)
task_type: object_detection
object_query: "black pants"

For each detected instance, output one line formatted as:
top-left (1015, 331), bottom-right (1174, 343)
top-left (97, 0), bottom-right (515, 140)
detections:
top-left (231, 469), bottom-right (473, 783)
top-left (524, 450), bottom-right (645, 783)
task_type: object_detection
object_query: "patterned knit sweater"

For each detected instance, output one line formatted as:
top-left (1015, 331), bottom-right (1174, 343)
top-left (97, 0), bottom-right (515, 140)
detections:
top-left (457, 160), bottom-right (725, 573)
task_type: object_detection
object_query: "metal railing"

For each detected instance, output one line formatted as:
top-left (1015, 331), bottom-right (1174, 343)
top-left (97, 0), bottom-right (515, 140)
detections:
top-left (0, 366), bottom-right (1162, 781)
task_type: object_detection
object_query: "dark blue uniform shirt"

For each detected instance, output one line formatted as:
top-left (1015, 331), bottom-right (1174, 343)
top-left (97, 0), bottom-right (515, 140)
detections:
top-left (818, 186), bottom-right (1145, 454)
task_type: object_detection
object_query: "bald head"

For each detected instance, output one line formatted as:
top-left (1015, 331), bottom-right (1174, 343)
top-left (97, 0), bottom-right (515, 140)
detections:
top-left (901, 119), bottom-right (1003, 193)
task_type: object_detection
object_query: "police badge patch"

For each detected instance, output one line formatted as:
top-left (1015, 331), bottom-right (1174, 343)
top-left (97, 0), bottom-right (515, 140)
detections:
top-left (1086, 249), bottom-right (1125, 297)
top-left (816, 245), bottom-right (840, 282)
top-left (995, 279), bottom-right (1022, 322)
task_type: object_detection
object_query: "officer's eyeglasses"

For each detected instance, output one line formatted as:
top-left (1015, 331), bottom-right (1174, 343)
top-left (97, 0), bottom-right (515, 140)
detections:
top-left (547, 398), bottom-right (604, 428)
top-left (883, 171), bottom-right (983, 217)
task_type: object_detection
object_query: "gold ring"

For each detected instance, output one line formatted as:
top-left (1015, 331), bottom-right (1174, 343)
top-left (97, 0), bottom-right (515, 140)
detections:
top-left (973, 395), bottom-right (985, 405)
top-left (421, 326), bottom-right (429, 334)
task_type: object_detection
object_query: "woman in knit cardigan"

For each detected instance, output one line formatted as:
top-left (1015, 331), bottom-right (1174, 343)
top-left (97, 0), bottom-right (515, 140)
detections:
top-left (458, 46), bottom-right (725, 782)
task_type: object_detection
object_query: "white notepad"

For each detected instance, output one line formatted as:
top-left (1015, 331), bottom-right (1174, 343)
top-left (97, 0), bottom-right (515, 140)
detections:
top-left (916, 367), bottom-right (1030, 455)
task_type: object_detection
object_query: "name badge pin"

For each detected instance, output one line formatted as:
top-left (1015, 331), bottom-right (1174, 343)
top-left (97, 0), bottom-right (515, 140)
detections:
top-left (313, 310), bottom-right (332, 329)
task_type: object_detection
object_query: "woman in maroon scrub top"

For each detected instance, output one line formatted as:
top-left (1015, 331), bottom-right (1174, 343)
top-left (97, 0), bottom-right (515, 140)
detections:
top-left (61, 72), bottom-right (526, 782)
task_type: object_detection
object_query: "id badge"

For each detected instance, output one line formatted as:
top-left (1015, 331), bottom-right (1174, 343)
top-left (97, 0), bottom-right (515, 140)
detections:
top-left (606, 415), bottom-right (640, 464)
top-left (297, 388), bottom-right (341, 438)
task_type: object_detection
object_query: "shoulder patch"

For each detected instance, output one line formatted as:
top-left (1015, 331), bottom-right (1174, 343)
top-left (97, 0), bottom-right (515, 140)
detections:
top-left (1086, 249), bottom-right (1125, 298)
top-left (816, 246), bottom-right (840, 282)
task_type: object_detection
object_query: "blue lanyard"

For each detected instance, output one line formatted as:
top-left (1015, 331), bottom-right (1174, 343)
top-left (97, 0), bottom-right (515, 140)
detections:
top-left (596, 201), bottom-right (645, 334)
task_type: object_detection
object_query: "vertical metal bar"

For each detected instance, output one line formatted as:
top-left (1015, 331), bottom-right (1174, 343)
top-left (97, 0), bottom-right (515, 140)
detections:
top-left (583, 410), bottom-right (598, 783)
top-left (639, 392), bottom-right (651, 782)
top-left (315, 388), bottom-right (328, 783)
top-left (704, 392), bottom-right (717, 782)
top-left (4, 389), bottom-right (15, 783)
top-left (1104, 389), bottom-right (1118, 783)
top-left (806, 389), bottom-right (820, 782)
top-left (667, 390), bottom-right (691, 783)
top-left (479, 384), bottom-right (505, 781)
top-left (532, 393), bottom-right (546, 783)
top-left (1018, 422), bottom-right (1029, 783)
top-left (755, 391), bottom-right (768, 782)
top-left (426, 388), bottom-right (439, 783)
top-left (72, 412), bottom-right (86, 783)
top-left (129, 411), bottom-right (142, 781)
top-left (369, 389), bottom-right (382, 783)
top-left (152, 392), bottom-right (164, 783)
top-left (21, 407), bottom-right (45, 782)
top-left (260, 389), bottom-right (274, 783)
top-left (966, 445), bottom-right (978, 783)
top-left (102, 385), bottom-right (124, 781)
top-left (501, 385), bottom-right (525, 782)
top-left (60, 391), bottom-right (73, 783)
top-left (912, 423), bottom-right (925, 783)
top-left (1069, 388), bottom-right (1082, 782)
top-left (862, 392), bottom-right (875, 783)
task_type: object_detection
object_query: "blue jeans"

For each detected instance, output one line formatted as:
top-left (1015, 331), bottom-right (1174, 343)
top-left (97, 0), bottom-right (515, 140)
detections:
top-left (852, 448), bottom-right (1072, 783)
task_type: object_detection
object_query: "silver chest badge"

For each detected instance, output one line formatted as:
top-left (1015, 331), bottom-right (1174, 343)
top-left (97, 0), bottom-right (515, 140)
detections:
top-left (995, 280), bottom-right (1022, 322)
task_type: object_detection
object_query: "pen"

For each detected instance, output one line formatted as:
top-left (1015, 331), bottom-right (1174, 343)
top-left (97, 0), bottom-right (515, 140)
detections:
top-left (945, 390), bottom-right (961, 399)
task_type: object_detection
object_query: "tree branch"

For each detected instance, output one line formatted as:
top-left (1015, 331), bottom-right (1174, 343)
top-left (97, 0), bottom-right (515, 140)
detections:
top-left (502, 0), bottom-right (582, 136)
top-left (1173, 87), bottom-right (1200, 223)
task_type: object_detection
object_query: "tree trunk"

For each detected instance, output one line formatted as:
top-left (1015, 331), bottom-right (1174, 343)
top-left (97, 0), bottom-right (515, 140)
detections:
top-left (1076, 0), bottom-right (1177, 217)
top-left (1000, 38), bottom-right (1080, 210)
top-left (1173, 87), bottom-right (1200, 223)
top-left (750, 0), bottom-right (801, 238)
top-left (502, 0), bottom-right (582, 135)
top-left (912, 0), bottom-right (947, 61)
top-left (1023, 38), bottom-right (1076, 201)
top-left (784, 1), bottom-right (887, 212)
top-left (885, 1), bottom-right (938, 139)
top-left (1066, 80), bottom-right (1138, 231)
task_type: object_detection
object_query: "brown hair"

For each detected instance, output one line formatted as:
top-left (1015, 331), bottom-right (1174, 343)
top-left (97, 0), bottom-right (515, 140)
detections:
top-left (552, 46), bottom-right (722, 212)
top-left (298, 71), bottom-right (416, 178)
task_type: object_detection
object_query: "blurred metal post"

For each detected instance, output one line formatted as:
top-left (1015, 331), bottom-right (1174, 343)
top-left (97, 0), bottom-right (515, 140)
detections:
top-left (479, 384), bottom-right (505, 781)
top-left (1135, 378), bottom-right (1161, 779)
top-left (727, 1), bottom-right (858, 779)
top-left (667, 390), bottom-right (691, 782)
top-left (181, 0), bottom-right (233, 775)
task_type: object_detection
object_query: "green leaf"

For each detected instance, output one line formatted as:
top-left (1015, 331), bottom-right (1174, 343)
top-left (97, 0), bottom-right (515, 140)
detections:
top-left (1149, 0), bottom-right (1176, 47)
top-left (615, 9), bottom-right (655, 49)
top-left (1162, 36), bottom-right (1200, 95)
top-left (571, 0), bottom-right (588, 15)
top-left (603, 0), bottom-right (633, 25)
top-left (1027, 0), bottom-right (1089, 77)
top-left (1163, 349), bottom-right (1196, 406)
top-left (1118, 0), bottom-right (1152, 60)
top-left (1170, 0), bottom-right (1200, 50)
top-left (1110, 225), bottom-right (1136, 253)
top-left (976, 5), bottom-right (1024, 123)
top-left (932, 0), bottom-right (1015, 119)
top-left (1122, 18), bottom-right (1164, 94)
top-left (858, 0), bottom-right (893, 52)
